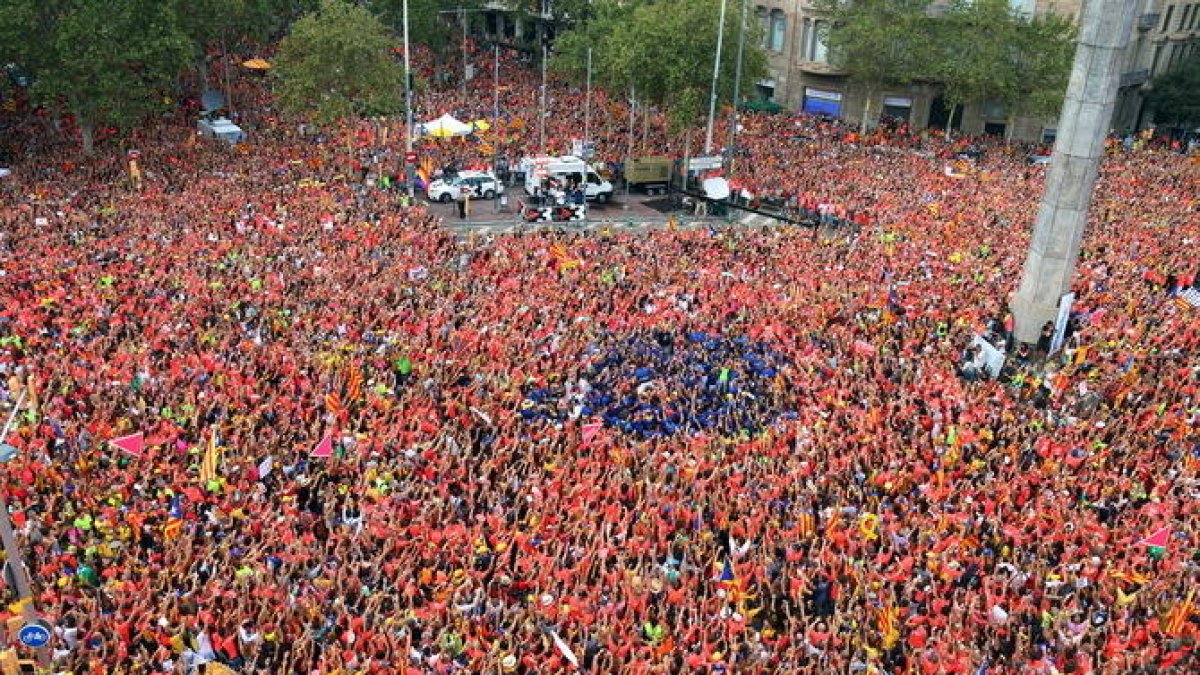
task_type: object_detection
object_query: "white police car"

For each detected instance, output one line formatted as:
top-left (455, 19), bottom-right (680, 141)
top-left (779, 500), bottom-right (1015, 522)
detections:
top-left (426, 170), bottom-right (505, 203)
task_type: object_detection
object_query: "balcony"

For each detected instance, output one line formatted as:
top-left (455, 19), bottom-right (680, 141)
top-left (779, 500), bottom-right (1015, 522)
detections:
top-left (798, 61), bottom-right (847, 76)
top-left (1120, 69), bottom-right (1150, 87)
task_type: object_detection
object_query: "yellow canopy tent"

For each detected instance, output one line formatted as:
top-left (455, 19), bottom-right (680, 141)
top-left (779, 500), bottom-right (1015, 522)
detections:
top-left (241, 58), bottom-right (272, 70)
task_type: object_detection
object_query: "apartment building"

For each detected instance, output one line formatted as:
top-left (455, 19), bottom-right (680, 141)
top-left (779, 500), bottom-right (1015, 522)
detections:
top-left (754, 0), bottom-right (1198, 141)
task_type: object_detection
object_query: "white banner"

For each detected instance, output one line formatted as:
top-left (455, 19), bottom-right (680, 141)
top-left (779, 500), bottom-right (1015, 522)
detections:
top-left (1050, 292), bottom-right (1074, 354)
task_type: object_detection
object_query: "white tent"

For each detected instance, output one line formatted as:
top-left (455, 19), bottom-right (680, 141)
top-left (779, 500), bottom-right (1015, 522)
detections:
top-left (421, 113), bottom-right (472, 138)
top-left (702, 177), bottom-right (730, 201)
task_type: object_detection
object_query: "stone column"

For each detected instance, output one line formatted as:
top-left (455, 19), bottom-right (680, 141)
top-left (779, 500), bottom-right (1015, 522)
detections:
top-left (1010, 0), bottom-right (1138, 343)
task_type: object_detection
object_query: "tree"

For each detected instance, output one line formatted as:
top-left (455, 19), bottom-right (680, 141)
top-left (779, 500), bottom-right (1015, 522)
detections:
top-left (274, 0), bottom-right (404, 124)
top-left (936, 0), bottom-right (1072, 140)
top-left (935, 0), bottom-right (1017, 138)
top-left (551, 0), bottom-right (767, 131)
top-left (9, 0), bottom-right (193, 154)
top-left (368, 0), bottom-right (483, 53)
top-left (1144, 56), bottom-right (1200, 130)
top-left (999, 10), bottom-right (1075, 134)
top-left (816, 0), bottom-right (938, 132)
top-left (171, 0), bottom-right (249, 97)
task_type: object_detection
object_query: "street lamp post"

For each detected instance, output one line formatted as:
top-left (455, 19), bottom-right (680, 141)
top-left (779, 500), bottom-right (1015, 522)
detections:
top-left (494, 44), bottom-right (500, 214)
top-left (704, 0), bottom-right (729, 155)
top-left (0, 392), bottom-right (32, 607)
top-left (624, 86), bottom-right (635, 210)
top-left (728, 0), bottom-right (747, 176)
top-left (584, 47), bottom-right (593, 145)
top-left (403, 0), bottom-right (415, 200)
top-left (539, 42), bottom-right (548, 155)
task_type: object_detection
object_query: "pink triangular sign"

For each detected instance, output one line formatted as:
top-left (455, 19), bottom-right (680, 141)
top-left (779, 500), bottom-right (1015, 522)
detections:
top-left (110, 432), bottom-right (144, 457)
top-left (1138, 526), bottom-right (1170, 548)
top-left (581, 422), bottom-right (602, 445)
top-left (310, 434), bottom-right (333, 458)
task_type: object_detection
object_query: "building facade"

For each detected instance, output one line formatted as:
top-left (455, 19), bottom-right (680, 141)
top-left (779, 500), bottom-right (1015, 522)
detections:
top-left (753, 0), bottom-right (1198, 141)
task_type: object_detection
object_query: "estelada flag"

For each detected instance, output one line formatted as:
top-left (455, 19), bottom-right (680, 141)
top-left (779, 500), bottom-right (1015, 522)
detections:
top-left (718, 558), bottom-right (736, 583)
top-left (109, 432), bottom-right (144, 458)
top-left (311, 434), bottom-right (334, 458)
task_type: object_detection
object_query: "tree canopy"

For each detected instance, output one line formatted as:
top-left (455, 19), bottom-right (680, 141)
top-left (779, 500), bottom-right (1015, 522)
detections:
top-left (551, 0), bottom-right (767, 129)
top-left (1144, 56), bottom-right (1200, 130)
top-left (3, 0), bottom-right (193, 154)
top-left (274, 0), bottom-right (405, 124)
top-left (369, 0), bottom-right (484, 53)
top-left (814, 0), bottom-right (936, 130)
top-left (937, 0), bottom-right (1074, 126)
top-left (816, 0), bottom-right (1075, 132)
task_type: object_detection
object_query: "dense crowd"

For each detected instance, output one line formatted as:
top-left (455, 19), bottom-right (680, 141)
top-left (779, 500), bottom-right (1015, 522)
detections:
top-left (0, 48), bottom-right (1197, 675)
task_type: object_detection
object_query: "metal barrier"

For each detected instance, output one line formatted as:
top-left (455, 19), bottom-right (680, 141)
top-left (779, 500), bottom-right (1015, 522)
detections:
top-left (519, 201), bottom-right (587, 223)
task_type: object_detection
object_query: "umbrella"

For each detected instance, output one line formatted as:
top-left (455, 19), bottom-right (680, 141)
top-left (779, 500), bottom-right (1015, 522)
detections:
top-left (471, 119), bottom-right (492, 132)
top-left (241, 58), bottom-right (272, 70)
top-left (422, 113), bottom-right (472, 138)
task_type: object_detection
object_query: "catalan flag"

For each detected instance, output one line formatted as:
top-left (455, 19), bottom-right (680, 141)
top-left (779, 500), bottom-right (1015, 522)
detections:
top-left (796, 510), bottom-right (816, 539)
top-left (415, 156), bottom-right (435, 188)
top-left (1163, 589), bottom-right (1195, 636)
top-left (345, 363), bottom-right (364, 403)
top-left (876, 602), bottom-right (901, 649)
top-left (199, 429), bottom-right (221, 487)
top-left (549, 243), bottom-right (582, 272)
top-left (325, 390), bottom-right (347, 423)
top-left (163, 518), bottom-right (184, 540)
top-left (1172, 288), bottom-right (1200, 310)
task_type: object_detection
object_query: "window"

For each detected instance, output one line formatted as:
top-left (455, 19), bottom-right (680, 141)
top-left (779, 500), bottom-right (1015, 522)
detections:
top-left (769, 10), bottom-right (787, 52)
top-left (810, 20), bottom-right (831, 64)
top-left (1179, 4), bottom-right (1190, 30)
top-left (1009, 0), bottom-right (1035, 17)
top-left (756, 8), bottom-right (769, 48)
top-left (1162, 4), bottom-right (1174, 32)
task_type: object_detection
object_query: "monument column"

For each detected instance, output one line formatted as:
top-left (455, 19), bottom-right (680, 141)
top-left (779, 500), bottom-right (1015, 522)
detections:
top-left (1010, 0), bottom-right (1138, 343)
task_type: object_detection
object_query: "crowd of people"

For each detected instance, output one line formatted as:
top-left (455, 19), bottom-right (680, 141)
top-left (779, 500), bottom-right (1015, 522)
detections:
top-left (0, 44), bottom-right (1197, 675)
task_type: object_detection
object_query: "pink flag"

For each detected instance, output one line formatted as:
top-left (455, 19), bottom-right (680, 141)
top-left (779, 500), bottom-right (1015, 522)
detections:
top-left (852, 339), bottom-right (877, 357)
top-left (1138, 526), bottom-right (1170, 549)
top-left (310, 434), bottom-right (334, 458)
top-left (581, 422), bottom-right (602, 446)
top-left (109, 432), bottom-right (144, 458)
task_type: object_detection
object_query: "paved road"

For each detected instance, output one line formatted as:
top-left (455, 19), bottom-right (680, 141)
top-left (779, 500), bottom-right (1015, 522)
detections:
top-left (423, 190), bottom-right (799, 236)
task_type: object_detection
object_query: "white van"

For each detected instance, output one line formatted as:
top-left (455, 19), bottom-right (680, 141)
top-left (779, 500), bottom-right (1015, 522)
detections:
top-left (521, 155), bottom-right (614, 203)
top-left (198, 116), bottom-right (246, 145)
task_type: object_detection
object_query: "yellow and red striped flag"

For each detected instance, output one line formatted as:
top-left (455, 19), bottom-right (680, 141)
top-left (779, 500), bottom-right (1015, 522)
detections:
top-left (877, 602), bottom-right (901, 649)
top-left (1163, 589), bottom-right (1195, 636)
top-left (199, 429), bottom-right (221, 486)
top-left (345, 363), bottom-right (364, 403)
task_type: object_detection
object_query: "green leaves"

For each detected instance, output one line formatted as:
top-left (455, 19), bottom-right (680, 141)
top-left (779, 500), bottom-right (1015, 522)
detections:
top-left (29, 0), bottom-right (192, 153)
top-left (818, 0), bottom-right (1074, 126)
top-left (1144, 56), bottom-right (1200, 129)
top-left (552, 0), bottom-right (767, 128)
top-left (817, 0), bottom-right (936, 90)
top-left (274, 0), bottom-right (404, 124)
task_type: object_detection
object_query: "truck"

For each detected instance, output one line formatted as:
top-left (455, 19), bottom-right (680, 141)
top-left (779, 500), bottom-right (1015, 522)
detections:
top-left (520, 155), bottom-right (614, 203)
top-left (198, 116), bottom-right (246, 145)
top-left (623, 156), bottom-right (672, 195)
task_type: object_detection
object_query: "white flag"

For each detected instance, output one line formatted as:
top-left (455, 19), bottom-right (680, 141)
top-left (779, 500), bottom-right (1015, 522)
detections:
top-left (257, 456), bottom-right (274, 480)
